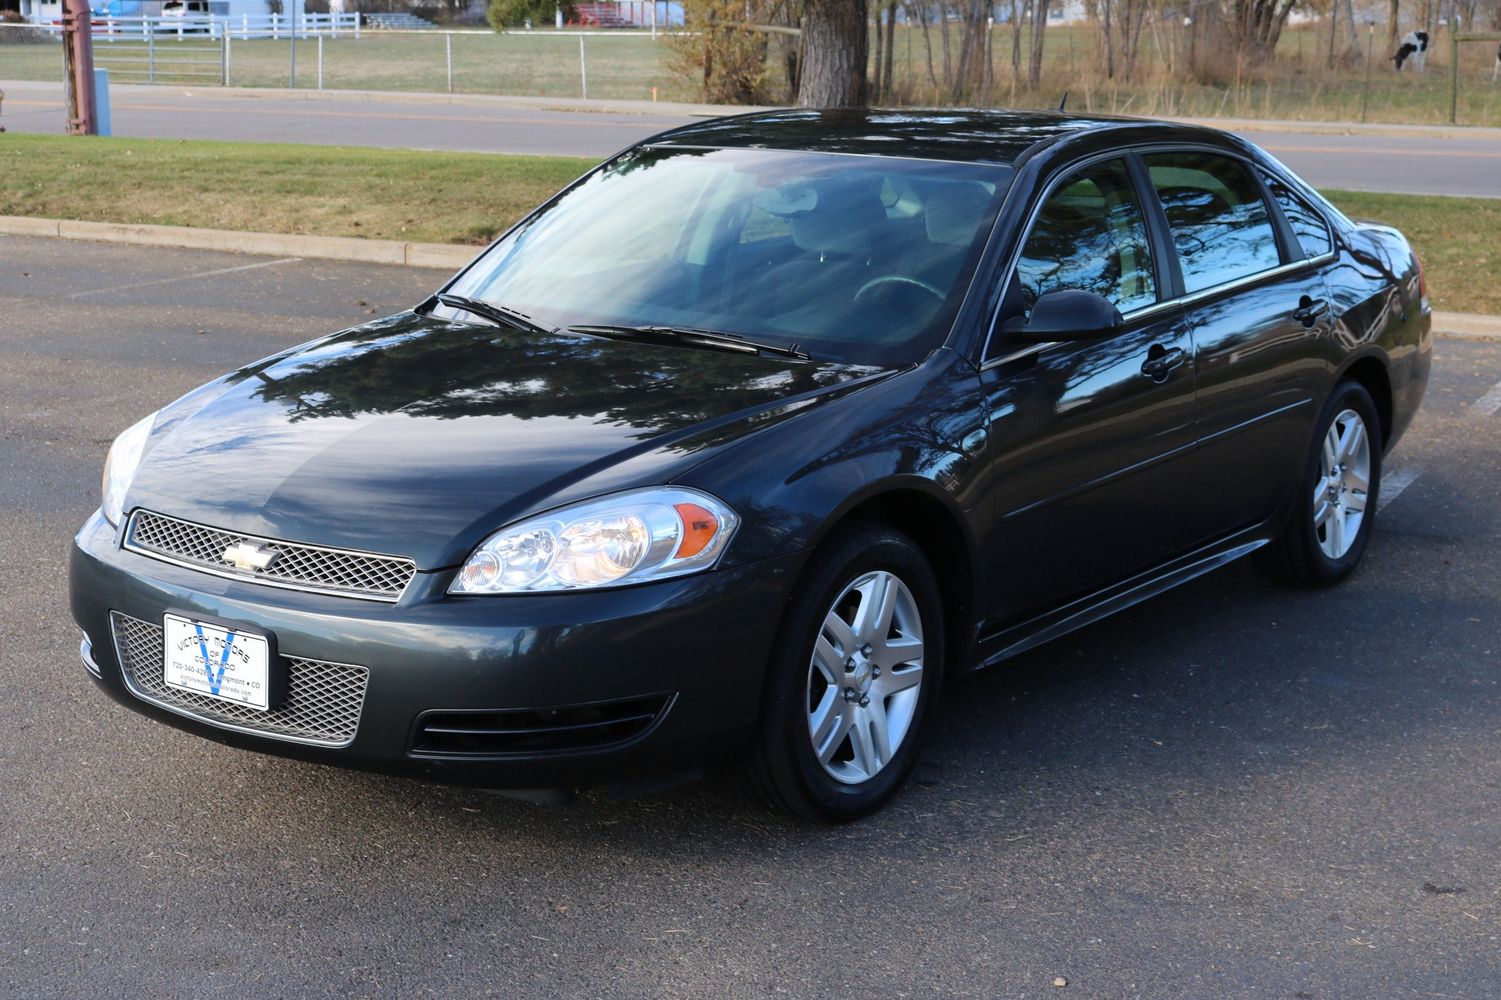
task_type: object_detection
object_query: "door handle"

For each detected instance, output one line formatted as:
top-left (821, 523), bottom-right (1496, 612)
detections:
top-left (1140, 345), bottom-right (1187, 381)
top-left (1293, 296), bottom-right (1328, 327)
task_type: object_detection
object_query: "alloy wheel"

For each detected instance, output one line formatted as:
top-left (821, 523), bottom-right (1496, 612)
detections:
top-left (1314, 408), bottom-right (1372, 560)
top-left (806, 570), bottom-right (925, 785)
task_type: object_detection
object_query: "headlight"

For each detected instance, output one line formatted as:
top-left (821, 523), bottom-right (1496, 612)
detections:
top-left (101, 412), bottom-right (158, 526)
top-left (451, 487), bottom-right (739, 594)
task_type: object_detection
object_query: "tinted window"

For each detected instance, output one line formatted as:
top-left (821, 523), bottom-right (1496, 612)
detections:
top-left (1263, 173), bottom-right (1333, 259)
top-left (1015, 158), bottom-right (1157, 316)
top-left (1144, 153), bottom-right (1281, 293)
top-left (446, 147), bottom-right (1012, 367)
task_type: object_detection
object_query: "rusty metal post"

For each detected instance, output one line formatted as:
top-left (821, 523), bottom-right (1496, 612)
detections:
top-left (62, 0), bottom-right (98, 134)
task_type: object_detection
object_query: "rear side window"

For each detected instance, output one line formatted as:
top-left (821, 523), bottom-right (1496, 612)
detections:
top-left (1263, 173), bottom-right (1334, 259)
top-left (1015, 157), bottom-right (1157, 316)
top-left (1143, 152), bottom-right (1281, 294)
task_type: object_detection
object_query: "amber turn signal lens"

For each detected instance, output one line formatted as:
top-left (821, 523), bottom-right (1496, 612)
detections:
top-left (673, 502), bottom-right (719, 559)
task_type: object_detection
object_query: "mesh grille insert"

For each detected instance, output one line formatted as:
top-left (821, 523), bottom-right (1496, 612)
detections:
top-left (126, 510), bottom-right (416, 601)
top-left (111, 611), bottom-right (369, 747)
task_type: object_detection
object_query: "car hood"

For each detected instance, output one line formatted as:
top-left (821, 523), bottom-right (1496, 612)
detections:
top-left (125, 312), bottom-right (884, 570)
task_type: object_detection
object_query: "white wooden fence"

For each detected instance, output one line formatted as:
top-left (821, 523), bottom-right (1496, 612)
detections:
top-left (28, 12), bottom-right (362, 40)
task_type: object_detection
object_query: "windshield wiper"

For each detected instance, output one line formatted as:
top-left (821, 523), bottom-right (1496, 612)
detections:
top-left (566, 323), bottom-right (809, 361)
top-left (432, 293), bottom-right (552, 335)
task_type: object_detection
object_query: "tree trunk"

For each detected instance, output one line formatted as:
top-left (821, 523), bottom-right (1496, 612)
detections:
top-left (953, 0), bottom-right (988, 99)
top-left (1027, 0), bottom-right (1049, 87)
top-left (1123, 0), bottom-right (1146, 80)
top-left (939, 0), bottom-right (953, 90)
top-left (1339, 0), bottom-right (1359, 52)
top-left (1010, 0), bottom-right (1022, 82)
top-left (912, 0), bottom-right (940, 89)
top-left (797, 0), bottom-right (871, 106)
top-left (1387, 0), bottom-right (1400, 46)
top-left (1101, 0), bottom-right (1116, 79)
top-left (883, 0), bottom-right (897, 99)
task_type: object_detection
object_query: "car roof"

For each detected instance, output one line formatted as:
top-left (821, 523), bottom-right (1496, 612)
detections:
top-left (646, 108), bottom-right (1222, 166)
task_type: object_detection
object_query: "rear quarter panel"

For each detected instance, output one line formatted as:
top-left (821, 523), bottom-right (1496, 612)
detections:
top-left (1325, 223), bottom-right (1432, 452)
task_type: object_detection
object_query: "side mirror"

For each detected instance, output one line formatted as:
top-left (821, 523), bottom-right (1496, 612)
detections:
top-left (1002, 289), bottom-right (1123, 344)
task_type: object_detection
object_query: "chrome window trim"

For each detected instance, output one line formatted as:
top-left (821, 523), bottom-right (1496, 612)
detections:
top-left (123, 510), bottom-right (416, 604)
top-left (110, 611), bottom-right (368, 749)
top-left (980, 141), bottom-right (1337, 370)
top-left (1173, 255), bottom-right (1333, 309)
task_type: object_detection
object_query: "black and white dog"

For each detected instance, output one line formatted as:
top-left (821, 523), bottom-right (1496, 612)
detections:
top-left (1494, 42), bottom-right (1499, 82)
top-left (1394, 30), bottom-right (1429, 71)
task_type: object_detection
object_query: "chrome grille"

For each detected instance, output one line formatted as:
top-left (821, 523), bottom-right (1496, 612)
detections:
top-left (126, 510), bottom-right (416, 602)
top-left (111, 612), bottom-right (369, 747)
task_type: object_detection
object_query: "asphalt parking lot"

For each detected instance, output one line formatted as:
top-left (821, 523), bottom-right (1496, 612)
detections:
top-left (2, 235), bottom-right (1499, 999)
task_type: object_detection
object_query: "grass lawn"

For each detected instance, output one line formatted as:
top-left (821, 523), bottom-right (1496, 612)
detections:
top-left (1, 133), bottom-right (1496, 315)
top-left (1330, 189), bottom-right (1501, 317)
top-left (0, 133), bottom-right (591, 245)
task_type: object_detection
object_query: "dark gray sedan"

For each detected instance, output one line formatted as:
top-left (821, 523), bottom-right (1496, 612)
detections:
top-left (71, 109), bottom-right (1431, 820)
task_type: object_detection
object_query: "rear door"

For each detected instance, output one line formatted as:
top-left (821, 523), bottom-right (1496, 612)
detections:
top-left (1139, 150), bottom-right (1334, 539)
top-left (977, 156), bottom-right (1199, 625)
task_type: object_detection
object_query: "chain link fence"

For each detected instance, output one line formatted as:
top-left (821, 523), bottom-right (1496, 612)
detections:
top-left (0, 21), bottom-right (63, 84)
top-left (0, 22), bottom-right (694, 102)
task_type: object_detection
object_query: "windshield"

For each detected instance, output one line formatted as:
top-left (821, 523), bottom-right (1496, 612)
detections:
top-left (445, 146), bottom-right (1013, 366)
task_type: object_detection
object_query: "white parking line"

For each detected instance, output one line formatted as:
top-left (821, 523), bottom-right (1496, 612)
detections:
top-left (1379, 467), bottom-right (1422, 512)
top-left (1469, 379), bottom-right (1501, 419)
top-left (1380, 377), bottom-right (1501, 512)
top-left (68, 257), bottom-right (302, 299)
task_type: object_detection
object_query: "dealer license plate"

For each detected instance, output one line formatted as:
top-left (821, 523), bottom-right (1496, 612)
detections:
top-left (162, 613), bottom-right (272, 711)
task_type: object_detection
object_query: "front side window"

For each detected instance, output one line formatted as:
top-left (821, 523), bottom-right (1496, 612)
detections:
top-left (1144, 152), bottom-right (1281, 294)
top-left (1014, 157), bottom-right (1157, 317)
top-left (1263, 172), bottom-right (1334, 259)
top-left (446, 147), bottom-right (1012, 366)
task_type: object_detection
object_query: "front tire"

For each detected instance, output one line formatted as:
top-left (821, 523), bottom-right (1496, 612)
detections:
top-left (1262, 380), bottom-right (1383, 587)
top-left (742, 523), bottom-right (944, 822)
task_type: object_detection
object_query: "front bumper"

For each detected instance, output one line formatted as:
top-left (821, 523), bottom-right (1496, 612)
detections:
top-left (70, 510), bottom-right (800, 789)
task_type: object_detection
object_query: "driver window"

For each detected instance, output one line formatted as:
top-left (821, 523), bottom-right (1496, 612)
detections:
top-left (1014, 158), bottom-right (1157, 318)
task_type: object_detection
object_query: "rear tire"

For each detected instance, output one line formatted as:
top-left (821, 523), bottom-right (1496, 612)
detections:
top-left (741, 523), bottom-right (944, 822)
top-left (1260, 380), bottom-right (1383, 587)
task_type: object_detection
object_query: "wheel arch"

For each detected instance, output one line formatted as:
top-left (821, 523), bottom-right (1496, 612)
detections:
top-left (1335, 351), bottom-right (1395, 453)
top-left (805, 480), bottom-right (979, 677)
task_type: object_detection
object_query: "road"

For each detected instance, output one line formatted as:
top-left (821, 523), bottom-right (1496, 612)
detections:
top-left (3, 236), bottom-right (1501, 998)
top-left (3, 80), bottom-right (1500, 197)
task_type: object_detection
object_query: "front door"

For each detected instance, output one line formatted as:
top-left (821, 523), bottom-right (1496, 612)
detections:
top-left (978, 156), bottom-right (1200, 627)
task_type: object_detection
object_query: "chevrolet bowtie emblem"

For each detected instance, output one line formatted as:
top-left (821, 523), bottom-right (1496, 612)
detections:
top-left (222, 541), bottom-right (279, 572)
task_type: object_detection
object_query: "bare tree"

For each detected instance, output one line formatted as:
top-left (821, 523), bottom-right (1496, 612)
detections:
top-left (909, 0), bottom-right (941, 89)
top-left (876, 0), bottom-right (888, 96)
top-left (1231, 0), bottom-right (1301, 58)
top-left (953, 0), bottom-right (991, 98)
top-left (1028, 0), bottom-right (1050, 86)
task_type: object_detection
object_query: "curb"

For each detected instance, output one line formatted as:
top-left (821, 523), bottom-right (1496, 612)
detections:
top-left (3, 215), bottom-right (1499, 340)
top-left (0, 215), bottom-right (478, 271)
top-left (1430, 312), bottom-right (1501, 341)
